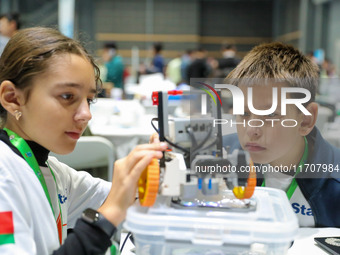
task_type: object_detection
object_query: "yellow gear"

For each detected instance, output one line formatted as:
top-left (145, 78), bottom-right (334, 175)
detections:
top-left (138, 158), bottom-right (160, 207)
top-left (232, 159), bottom-right (256, 199)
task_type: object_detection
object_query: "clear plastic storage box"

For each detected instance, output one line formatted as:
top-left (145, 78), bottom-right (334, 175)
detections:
top-left (124, 187), bottom-right (299, 255)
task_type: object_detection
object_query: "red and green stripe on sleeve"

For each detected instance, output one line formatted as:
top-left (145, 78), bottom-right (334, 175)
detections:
top-left (0, 211), bottom-right (15, 245)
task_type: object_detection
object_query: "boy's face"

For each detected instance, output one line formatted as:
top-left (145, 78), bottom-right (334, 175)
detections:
top-left (236, 84), bottom-right (306, 167)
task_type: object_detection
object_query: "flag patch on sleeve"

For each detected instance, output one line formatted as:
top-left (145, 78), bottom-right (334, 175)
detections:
top-left (0, 211), bottom-right (15, 245)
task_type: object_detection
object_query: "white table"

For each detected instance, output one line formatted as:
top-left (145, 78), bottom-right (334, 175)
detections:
top-left (89, 99), bottom-right (156, 159)
top-left (120, 228), bottom-right (340, 255)
top-left (288, 227), bottom-right (340, 255)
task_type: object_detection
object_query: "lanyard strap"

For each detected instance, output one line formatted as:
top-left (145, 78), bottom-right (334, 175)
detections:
top-left (4, 128), bottom-right (63, 244)
top-left (262, 136), bottom-right (308, 200)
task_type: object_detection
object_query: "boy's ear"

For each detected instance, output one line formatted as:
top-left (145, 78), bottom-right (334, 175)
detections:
top-left (298, 102), bottom-right (318, 136)
top-left (0, 80), bottom-right (24, 115)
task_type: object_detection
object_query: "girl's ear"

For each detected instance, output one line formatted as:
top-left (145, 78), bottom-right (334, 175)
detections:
top-left (298, 102), bottom-right (318, 136)
top-left (0, 80), bottom-right (24, 115)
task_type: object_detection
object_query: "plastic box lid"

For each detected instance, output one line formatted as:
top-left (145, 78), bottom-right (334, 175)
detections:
top-left (124, 187), bottom-right (299, 246)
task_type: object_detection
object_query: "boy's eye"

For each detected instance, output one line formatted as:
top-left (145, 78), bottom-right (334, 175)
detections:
top-left (242, 112), bottom-right (250, 117)
top-left (267, 113), bottom-right (276, 117)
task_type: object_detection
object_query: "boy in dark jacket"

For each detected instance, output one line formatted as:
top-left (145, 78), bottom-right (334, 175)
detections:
top-left (223, 42), bottom-right (340, 227)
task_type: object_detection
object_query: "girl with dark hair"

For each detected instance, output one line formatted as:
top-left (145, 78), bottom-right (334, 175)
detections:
top-left (0, 27), bottom-right (166, 254)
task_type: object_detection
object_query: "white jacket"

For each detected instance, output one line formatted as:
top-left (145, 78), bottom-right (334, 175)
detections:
top-left (0, 140), bottom-right (111, 254)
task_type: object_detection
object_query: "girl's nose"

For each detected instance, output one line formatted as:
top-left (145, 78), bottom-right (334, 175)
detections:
top-left (74, 100), bottom-right (92, 123)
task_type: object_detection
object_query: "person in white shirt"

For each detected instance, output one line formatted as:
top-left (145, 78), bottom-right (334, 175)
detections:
top-left (0, 27), bottom-right (167, 254)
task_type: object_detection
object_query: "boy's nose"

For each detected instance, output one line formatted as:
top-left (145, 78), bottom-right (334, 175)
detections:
top-left (246, 120), bottom-right (262, 139)
top-left (74, 100), bottom-right (92, 123)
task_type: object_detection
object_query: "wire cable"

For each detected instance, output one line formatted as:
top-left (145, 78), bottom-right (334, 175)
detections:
top-left (200, 138), bottom-right (218, 152)
top-left (150, 118), bottom-right (159, 133)
top-left (151, 118), bottom-right (190, 154)
top-left (186, 126), bottom-right (197, 148)
top-left (191, 124), bottom-right (213, 156)
top-left (118, 197), bottom-right (139, 253)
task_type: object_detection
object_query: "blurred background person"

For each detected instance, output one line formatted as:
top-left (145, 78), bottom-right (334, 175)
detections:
top-left (306, 51), bottom-right (318, 65)
top-left (149, 42), bottom-right (165, 75)
top-left (180, 49), bottom-right (194, 84)
top-left (166, 53), bottom-right (182, 85)
top-left (0, 12), bottom-right (21, 55)
top-left (139, 42), bottom-right (165, 76)
top-left (187, 47), bottom-right (210, 81)
top-left (212, 44), bottom-right (241, 78)
top-left (0, 12), bottom-right (21, 38)
top-left (101, 42), bottom-right (124, 98)
top-left (321, 58), bottom-right (337, 78)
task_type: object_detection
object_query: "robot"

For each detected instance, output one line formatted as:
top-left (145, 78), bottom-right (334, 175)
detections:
top-left (124, 89), bottom-right (298, 255)
top-left (138, 89), bottom-right (256, 209)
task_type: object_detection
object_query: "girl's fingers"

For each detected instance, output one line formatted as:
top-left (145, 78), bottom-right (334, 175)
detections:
top-left (149, 133), bottom-right (160, 144)
top-left (127, 152), bottom-right (157, 182)
top-left (123, 143), bottom-right (166, 171)
top-left (134, 142), bottom-right (167, 152)
top-left (123, 150), bottom-right (162, 173)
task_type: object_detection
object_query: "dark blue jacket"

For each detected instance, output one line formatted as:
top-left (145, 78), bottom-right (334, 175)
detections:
top-left (223, 127), bottom-right (340, 227)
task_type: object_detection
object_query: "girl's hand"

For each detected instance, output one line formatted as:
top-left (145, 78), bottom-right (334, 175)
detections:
top-left (149, 132), bottom-right (160, 144)
top-left (98, 142), bottom-right (167, 226)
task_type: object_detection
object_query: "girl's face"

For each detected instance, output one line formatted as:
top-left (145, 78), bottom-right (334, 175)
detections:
top-left (12, 53), bottom-right (97, 154)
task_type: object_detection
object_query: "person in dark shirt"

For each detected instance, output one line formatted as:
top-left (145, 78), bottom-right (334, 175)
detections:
top-left (187, 48), bottom-right (211, 80)
top-left (215, 44), bottom-right (240, 78)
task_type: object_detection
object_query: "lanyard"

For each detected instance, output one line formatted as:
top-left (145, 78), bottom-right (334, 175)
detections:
top-left (4, 128), bottom-right (63, 244)
top-left (262, 136), bottom-right (308, 200)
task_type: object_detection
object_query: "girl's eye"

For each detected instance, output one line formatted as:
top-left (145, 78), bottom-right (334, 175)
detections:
top-left (87, 98), bottom-right (96, 105)
top-left (267, 113), bottom-right (277, 117)
top-left (61, 94), bottom-right (74, 100)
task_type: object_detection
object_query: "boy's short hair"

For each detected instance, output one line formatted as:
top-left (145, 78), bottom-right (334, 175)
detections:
top-left (226, 42), bottom-right (319, 104)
